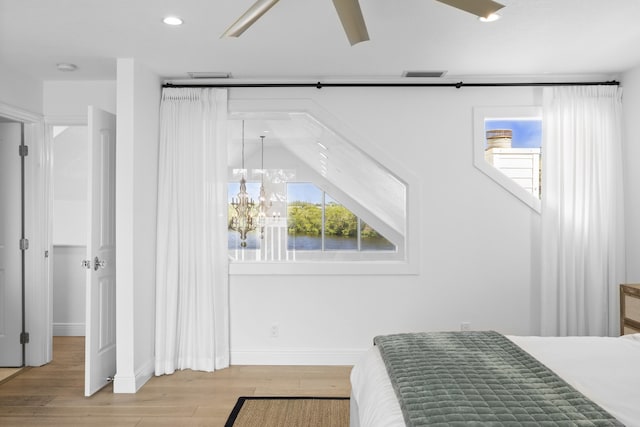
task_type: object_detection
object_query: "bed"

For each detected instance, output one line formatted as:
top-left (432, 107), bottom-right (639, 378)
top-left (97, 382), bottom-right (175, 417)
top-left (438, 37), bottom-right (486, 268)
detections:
top-left (350, 331), bottom-right (640, 426)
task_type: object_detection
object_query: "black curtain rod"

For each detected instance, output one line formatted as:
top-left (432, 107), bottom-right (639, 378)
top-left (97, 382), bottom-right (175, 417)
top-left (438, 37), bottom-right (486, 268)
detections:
top-left (162, 80), bottom-right (620, 89)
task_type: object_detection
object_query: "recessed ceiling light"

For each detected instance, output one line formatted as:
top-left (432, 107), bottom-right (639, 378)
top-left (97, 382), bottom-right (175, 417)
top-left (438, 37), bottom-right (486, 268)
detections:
top-left (163, 16), bottom-right (183, 26)
top-left (479, 13), bottom-right (500, 22)
top-left (56, 63), bottom-right (77, 72)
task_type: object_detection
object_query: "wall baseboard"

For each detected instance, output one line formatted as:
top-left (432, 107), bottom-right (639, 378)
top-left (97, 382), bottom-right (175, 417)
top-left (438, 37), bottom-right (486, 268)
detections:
top-left (53, 323), bottom-right (85, 336)
top-left (113, 357), bottom-right (155, 394)
top-left (230, 348), bottom-right (368, 366)
top-left (134, 358), bottom-right (155, 392)
top-left (113, 373), bottom-right (136, 394)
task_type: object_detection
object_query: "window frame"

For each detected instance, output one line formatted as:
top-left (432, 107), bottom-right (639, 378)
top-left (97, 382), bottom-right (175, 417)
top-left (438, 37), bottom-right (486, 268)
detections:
top-left (226, 98), bottom-right (420, 276)
top-left (473, 106), bottom-right (542, 212)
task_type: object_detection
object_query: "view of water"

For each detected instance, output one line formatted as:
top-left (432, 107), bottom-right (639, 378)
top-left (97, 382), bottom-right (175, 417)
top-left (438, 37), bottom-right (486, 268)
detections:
top-left (228, 232), bottom-right (395, 252)
top-left (288, 234), bottom-right (395, 251)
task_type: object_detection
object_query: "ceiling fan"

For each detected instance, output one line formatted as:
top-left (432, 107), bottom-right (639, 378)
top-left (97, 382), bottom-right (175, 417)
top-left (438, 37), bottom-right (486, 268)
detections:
top-left (221, 0), bottom-right (505, 46)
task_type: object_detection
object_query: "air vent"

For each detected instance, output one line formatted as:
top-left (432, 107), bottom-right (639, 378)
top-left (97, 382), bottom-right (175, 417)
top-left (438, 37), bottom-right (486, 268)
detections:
top-left (402, 71), bottom-right (447, 78)
top-left (187, 72), bottom-right (231, 79)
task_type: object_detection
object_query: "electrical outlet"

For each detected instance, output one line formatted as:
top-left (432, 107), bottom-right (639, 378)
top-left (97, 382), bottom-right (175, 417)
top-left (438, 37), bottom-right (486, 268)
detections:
top-left (460, 322), bottom-right (471, 331)
top-left (270, 323), bottom-right (279, 338)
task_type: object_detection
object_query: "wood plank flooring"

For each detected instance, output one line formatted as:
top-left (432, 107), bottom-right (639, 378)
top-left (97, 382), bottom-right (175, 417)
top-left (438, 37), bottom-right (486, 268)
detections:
top-left (0, 337), bottom-right (352, 426)
top-left (0, 368), bottom-right (22, 384)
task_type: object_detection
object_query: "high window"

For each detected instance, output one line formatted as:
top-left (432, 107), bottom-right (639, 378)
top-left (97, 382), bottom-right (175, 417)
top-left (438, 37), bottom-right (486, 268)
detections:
top-left (474, 107), bottom-right (542, 211)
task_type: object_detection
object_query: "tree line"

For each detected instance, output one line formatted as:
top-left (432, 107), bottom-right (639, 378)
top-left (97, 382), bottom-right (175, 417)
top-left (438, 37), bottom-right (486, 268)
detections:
top-left (228, 201), bottom-right (384, 238)
top-left (287, 201), bottom-right (382, 238)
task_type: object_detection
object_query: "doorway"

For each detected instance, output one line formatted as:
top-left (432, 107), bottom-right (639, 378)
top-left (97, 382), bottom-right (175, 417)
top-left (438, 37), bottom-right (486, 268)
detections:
top-left (51, 125), bottom-right (88, 339)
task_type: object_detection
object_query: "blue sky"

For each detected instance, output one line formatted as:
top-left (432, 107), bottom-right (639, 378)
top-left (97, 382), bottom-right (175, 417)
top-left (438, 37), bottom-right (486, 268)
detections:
top-left (485, 119), bottom-right (542, 148)
top-left (287, 182), bottom-right (323, 204)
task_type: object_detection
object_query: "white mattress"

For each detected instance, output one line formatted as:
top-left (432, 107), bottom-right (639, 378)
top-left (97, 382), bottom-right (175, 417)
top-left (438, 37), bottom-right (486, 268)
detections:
top-left (350, 333), bottom-right (640, 427)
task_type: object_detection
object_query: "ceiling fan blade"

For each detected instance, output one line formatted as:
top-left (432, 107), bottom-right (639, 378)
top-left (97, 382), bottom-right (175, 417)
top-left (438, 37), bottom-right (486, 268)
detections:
top-left (221, 0), bottom-right (280, 38)
top-left (332, 0), bottom-right (369, 46)
top-left (435, 0), bottom-right (505, 18)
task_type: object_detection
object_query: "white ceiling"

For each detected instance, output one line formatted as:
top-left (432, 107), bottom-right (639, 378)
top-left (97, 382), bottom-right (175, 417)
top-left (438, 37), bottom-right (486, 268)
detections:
top-left (2, 0), bottom-right (640, 82)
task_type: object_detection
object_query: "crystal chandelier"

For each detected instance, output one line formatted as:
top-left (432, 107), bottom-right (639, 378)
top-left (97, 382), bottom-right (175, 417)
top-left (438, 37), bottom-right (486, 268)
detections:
top-left (230, 121), bottom-right (257, 247)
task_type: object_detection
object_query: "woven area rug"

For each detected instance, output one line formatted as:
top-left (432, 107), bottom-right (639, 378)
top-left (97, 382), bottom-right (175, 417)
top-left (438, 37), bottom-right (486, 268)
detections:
top-left (224, 396), bottom-right (350, 427)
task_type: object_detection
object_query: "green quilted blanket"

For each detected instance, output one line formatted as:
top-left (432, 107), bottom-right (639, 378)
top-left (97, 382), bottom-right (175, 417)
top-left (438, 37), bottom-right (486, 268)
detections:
top-left (373, 331), bottom-right (623, 426)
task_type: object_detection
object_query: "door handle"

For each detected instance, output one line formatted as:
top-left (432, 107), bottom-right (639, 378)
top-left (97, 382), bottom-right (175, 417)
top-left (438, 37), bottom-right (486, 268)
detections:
top-left (81, 257), bottom-right (106, 270)
top-left (94, 256), bottom-right (106, 271)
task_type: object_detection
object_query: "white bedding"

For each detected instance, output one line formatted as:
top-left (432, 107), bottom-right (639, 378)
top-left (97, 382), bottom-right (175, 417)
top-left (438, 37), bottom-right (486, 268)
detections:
top-left (350, 333), bottom-right (640, 427)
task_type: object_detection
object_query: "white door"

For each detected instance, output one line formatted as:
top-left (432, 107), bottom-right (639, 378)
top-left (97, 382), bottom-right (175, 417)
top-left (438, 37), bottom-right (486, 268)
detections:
top-left (0, 122), bottom-right (23, 367)
top-left (84, 107), bottom-right (116, 396)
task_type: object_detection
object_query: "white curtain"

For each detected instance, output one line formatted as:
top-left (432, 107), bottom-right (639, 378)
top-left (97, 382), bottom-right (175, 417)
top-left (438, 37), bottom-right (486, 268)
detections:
top-left (540, 85), bottom-right (625, 337)
top-left (155, 87), bottom-right (229, 374)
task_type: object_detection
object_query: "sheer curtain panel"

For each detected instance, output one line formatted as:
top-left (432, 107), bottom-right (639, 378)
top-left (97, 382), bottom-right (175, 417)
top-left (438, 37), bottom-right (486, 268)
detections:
top-left (540, 85), bottom-right (625, 337)
top-left (155, 88), bottom-right (229, 375)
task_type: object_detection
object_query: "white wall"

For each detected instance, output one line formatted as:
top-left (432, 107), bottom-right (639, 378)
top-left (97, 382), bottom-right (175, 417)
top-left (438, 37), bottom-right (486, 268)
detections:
top-left (43, 81), bottom-right (116, 118)
top-left (52, 126), bottom-right (88, 245)
top-left (0, 62), bottom-right (42, 114)
top-left (622, 66), bottom-right (640, 281)
top-left (114, 58), bottom-right (160, 393)
top-left (227, 86), bottom-right (542, 365)
top-left (52, 246), bottom-right (85, 336)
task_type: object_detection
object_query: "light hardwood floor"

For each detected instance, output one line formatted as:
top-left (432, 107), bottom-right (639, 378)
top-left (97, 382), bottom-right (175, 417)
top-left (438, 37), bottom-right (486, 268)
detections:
top-left (0, 368), bottom-right (22, 384)
top-left (0, 337), bottom-right (352, 426)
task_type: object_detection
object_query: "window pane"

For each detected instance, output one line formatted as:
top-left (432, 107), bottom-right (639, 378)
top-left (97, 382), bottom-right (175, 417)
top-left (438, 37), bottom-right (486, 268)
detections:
top-left (484, 118), bottom-right (542, 199)
top-left (287, 183), bottom-right (322, 250)
top-left (485, 119), bottom-right (542, 149)
top-left (324, 194), bottom-right (358, 251)
top-left (361, 221), bottom-right (396, 251)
